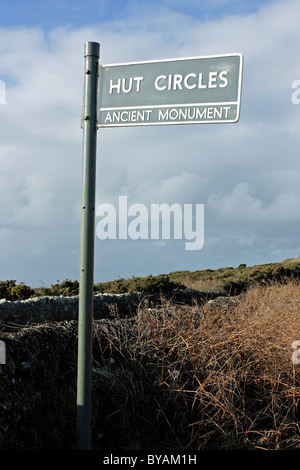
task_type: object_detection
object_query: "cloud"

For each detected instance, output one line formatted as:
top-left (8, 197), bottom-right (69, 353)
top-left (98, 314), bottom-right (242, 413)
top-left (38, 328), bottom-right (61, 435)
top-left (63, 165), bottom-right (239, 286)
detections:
top-left (208, 182), bottom-right (300, 224)
top-left (0, 0), bottom-right (299, 285)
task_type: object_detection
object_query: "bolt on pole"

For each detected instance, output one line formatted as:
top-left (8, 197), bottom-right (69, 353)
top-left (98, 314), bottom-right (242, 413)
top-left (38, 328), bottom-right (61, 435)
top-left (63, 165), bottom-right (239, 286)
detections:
top-left (77, 41), bottom-right (100, 450)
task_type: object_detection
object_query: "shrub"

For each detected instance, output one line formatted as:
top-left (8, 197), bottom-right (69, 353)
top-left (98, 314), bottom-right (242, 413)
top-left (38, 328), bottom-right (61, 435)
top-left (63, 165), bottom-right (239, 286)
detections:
top-left (10, 283), bottom-right (34, 301)
top-left (42, 279), bottom-right (79, 297)
top-left (94, 274), bottom-right (185, 295)
top-left (127, 274), bottom-right (182, 294)
top-left (221, 278), bottom-right (250, 295)
top-left (0, 280), bottom-right (16, 299)
top-left (0, 280), bottom-right (34, 300)
top-left (94, 278), bottom-right (129, 294)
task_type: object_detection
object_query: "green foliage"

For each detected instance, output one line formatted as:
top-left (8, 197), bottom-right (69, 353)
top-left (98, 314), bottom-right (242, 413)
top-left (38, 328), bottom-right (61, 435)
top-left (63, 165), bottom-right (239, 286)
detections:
top-left (10, 283), bottom-right (34, 301)
top-left (128, 274), bottom-right (183, 294)
top-left (0, 280), bottom-right (16, 300)
top-left (94, 278), bottom-right (129, 295)
top-left (221, 279), bottom-right (250, 295)
top-left (94, 274), bottom-right (184, 294)
top-left (0, 280), bottom-right (34, 300)
top-left (41, 279), bottom-right (79, 297)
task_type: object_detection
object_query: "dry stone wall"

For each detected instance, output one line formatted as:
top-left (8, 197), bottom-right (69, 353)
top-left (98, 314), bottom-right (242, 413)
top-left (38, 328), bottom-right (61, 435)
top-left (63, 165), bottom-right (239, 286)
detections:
top-left (0, 292), bottom-right (140, 325)
top-left (0, 289), bottom-right (224, 326)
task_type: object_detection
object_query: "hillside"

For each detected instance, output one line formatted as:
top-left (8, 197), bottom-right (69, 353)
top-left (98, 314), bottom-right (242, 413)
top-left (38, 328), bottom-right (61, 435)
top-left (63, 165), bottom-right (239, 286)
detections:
top-left (1, 257), bottom-right (299, 301)
top-left (168, 257), bottom-right (300, 294)
top-left (39, 256), bottom-right (300, 298)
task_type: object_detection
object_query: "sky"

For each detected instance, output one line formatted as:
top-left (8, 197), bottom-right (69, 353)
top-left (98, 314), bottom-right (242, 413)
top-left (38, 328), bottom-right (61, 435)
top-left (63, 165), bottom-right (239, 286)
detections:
top-left (0, 0), bottom-right (299, 288)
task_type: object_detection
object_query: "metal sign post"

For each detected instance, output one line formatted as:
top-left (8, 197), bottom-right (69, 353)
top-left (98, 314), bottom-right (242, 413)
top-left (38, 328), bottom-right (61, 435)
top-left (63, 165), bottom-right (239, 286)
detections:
top-left (76, 41), bottom-right (99, 451)
top-left (76, 44), bottom-right (243, 450)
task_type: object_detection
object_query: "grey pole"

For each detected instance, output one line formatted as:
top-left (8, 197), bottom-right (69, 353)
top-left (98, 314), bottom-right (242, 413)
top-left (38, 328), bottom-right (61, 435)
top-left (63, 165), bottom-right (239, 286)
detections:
top-left (76, 41), bottom-right (100, 450)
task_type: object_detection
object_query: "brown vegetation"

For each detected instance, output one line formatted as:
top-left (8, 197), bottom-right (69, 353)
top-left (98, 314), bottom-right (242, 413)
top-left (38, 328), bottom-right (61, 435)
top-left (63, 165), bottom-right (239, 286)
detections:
top-left (0, 278), bottom-right (300, 450)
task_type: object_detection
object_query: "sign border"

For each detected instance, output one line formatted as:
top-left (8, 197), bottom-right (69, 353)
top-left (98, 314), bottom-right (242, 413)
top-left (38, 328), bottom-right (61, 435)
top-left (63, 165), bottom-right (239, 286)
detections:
top-left (97, 52), bottom-right (243, 127)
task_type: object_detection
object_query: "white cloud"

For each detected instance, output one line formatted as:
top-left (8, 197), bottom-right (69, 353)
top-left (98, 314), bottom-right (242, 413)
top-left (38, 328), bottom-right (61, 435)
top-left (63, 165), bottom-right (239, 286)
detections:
top-left (0, 0), bottom-right (300, 285)
top-left (208, 182), bottom-right (300, 224)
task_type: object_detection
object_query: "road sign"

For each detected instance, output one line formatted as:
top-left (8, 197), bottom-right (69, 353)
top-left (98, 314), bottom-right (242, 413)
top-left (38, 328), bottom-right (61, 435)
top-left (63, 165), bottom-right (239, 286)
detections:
top-left (78, 43), bottom-right (244, 451)
top-left (98, 53), bottom-right (243, 127)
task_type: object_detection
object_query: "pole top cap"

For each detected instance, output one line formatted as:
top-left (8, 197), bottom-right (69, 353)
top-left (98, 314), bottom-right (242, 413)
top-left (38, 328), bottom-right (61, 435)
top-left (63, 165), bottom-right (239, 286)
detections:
top-left (84, 42), bottom-right (100, 58)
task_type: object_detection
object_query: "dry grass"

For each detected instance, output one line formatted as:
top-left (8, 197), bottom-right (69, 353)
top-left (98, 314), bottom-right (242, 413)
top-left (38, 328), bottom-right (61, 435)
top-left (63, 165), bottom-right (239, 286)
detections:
top-left (91, 278), bottom-right (300, 450)
top-left (1, 278), bottom-right (300, 450)
top-left (180, 277), bottom-right (225, 293)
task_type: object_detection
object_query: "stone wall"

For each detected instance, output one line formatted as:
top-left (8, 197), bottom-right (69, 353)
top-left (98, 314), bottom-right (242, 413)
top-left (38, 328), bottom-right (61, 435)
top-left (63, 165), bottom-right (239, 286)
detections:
top-left (0, 289), bottom-right (224, 326)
